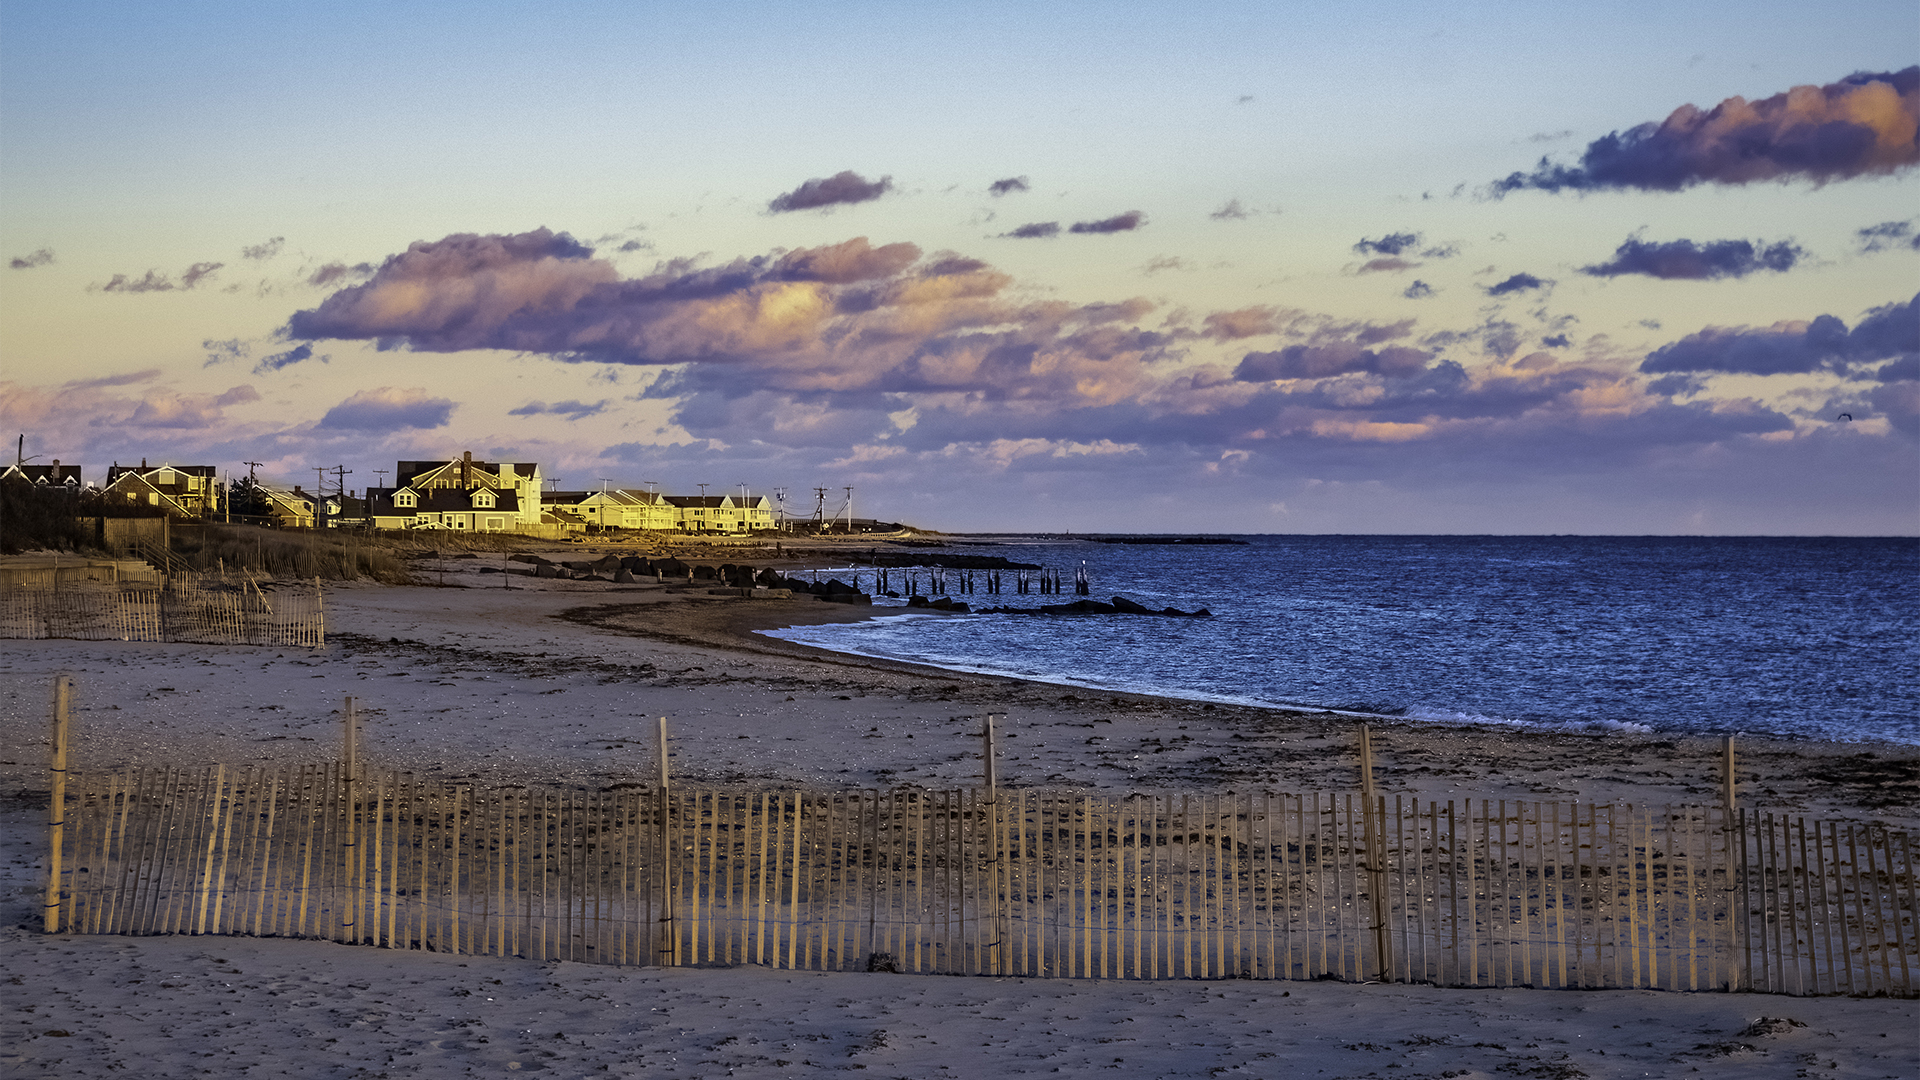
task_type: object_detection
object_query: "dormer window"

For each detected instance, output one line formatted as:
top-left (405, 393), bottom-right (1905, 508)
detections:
top-left (473, 491), bottom-right (495, 508)
top-left (395, 491), bottom-right (416, 508)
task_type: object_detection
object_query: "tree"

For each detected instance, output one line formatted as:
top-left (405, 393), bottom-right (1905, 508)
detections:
top-left (227, 475), bottom-right (272, 521)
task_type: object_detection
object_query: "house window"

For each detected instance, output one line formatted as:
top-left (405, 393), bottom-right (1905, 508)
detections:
top-left (474, 492), bottom-right (494, 508)
top-left (395, 492), bottom-right (415, 508)
top-left (486, 516), bottom-right (505, 531)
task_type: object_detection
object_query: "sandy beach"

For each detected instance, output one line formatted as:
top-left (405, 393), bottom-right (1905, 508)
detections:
top-left (2, 554), bottom-right (1915, 1077)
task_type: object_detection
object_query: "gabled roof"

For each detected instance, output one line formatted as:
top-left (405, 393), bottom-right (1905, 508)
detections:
top-left (1, 463), bottom-right (82, 485)
top-left (105, 462), bottom-right (217, 482)
top-left (104, 471), bottom-right (195, 516)
top-left (665, 495), bottom-right (735, 508)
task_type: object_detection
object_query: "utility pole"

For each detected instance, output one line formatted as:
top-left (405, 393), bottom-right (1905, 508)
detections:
top-left (812, 487), bottom-right (828, 531)
top-left (329, 465), bottom-right (352, 530)
top-left (843, 486), bottom-right (854, 533)
top-left (244, 460), bottom-right (262, 479)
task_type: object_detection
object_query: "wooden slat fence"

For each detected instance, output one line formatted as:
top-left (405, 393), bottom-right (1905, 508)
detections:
top-left (1, 574), bottom-right (322, 646)
top-left (41, 766), bottom-right (1914, 994)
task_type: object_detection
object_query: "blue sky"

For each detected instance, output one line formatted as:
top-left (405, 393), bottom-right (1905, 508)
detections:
top-left (3, 1), bottom-right (1915, 533)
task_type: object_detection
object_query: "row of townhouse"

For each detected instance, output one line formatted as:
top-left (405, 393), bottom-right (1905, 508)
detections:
top-left (364, 452), bottom-right (777, 534)
top-left (9, 450), bottom-right (783, 535)
top-left (542, 491), bottom-right (777, 535)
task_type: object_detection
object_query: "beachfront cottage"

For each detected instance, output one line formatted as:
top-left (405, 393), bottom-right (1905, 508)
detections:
top-left (102, 461), bottom-right (222, 519)
top-left (363, 451), bottom-right (547, 532)
top-left (737, 494), bottom-right (776, 531)
top-left (574, 489), bottom-right (679, 532)
top-left (368, 485), bottom-right (524, 532)
top-left (258, 485), bottom-right (317, 528)
top-left (667, 495), bottom-right (738, 534)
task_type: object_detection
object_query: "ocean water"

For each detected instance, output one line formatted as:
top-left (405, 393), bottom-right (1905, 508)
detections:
top-left (761, 536), bottom-right (1920, 745)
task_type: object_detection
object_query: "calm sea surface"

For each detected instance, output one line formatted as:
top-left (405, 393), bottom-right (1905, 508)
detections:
top-left (761, 536), bottom-right (1920, 745)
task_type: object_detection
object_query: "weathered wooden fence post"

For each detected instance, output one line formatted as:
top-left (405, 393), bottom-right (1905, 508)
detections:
top-left (43, 675), bottom-right (72, 933)
top-left (1358, 724), bottom-right (1392, 981)
top-left (341, 695), bottom-right (358, 942)
top-left (983, 713), bottom-right (1006, 974)
top-left (1722, 734), bottom-right (1743, 991)
top-left (657, 716), bottom-right (677, 966)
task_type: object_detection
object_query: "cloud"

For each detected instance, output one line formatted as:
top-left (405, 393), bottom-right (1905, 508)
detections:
top-left (1068, 211), bottom-right (1146, 234)
top-left (274, 224), bottom-right (1904, 502)
top-left (1202, 306), bottom-right (1288, 340)
top-left (127, 385), bottom-right (260, 428)
top-left (508, 399), bottom-right (609, 420)
top-left (96, 261), bottom-right (224, 293)
top-left (1141, 256), bottom-right (1187, 275)
top-left (284, 228), bottom-right (1172, 407)
top-left (1581, 236), bottom-right (1804, 279)
top-left (1858, 219), bottom-right (1919, 253)
top-left (1403, 280), bottom-right (1435, 299)
top-left (1001, 222), bottom-right (1060, 239)
top-left (1543, 334), bottom-right (1571, 348)
top-left (1491, 67), bottom-right (1920, 194)
top-left (241, 236), bottom-right (285, 260)
top-left (1234, 340), bottom-right (1432, 381)
top-left (9, 248), bottom-right (53, 269)
top-left (1357, 257), bottom-right (1418, 274)
top-left (180, 261), bottom-right (223, 288)
top-left (202, 338), bottom-right (250, 366)
top-left (768, 170), bottom-right (893, 213)
top-left (616, 239), bottom-right (653, 253)
top-left (308, 262), bottom-right (375, 286)
top-left (987, 176), bottom-right (1030, 196)
top-left (1355, 232), bottom-right (1421, 256)
top-left (317, 387), bottom-right (456, 431)
top-left (1210, 199), bottom-right (1253, 220)
top-left (65, 369), bottom-right (161, 389)
top-left (1640, 293), bottom-right (1918, 379)
top-left (1486, 273), bottom-right (1547, 296)
top-left (255, 343), bottom-right (319, 373)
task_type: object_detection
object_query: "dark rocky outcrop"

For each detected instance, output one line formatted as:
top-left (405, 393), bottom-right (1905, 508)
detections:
top-left (978, 595), bottom-right (1210, 618)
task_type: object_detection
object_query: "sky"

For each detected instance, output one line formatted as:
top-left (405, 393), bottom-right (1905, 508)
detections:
top-left (2, 1), bottom-right (1916, 534)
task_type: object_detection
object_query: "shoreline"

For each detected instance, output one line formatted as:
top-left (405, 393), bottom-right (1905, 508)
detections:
top-left (552, 590), bottom-right (1920, 825)
top-left (3, 575), bottom-right (1916, 828)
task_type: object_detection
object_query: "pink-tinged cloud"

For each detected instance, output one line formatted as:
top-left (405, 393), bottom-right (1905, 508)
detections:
top-left (1494, 67), bottom-right (1919, 194)
top-left (768, 171), bottom-right (892, 213)
top-left (318, 387), bottom-right (456, 432)
top-left (127, 385), bottom-right (260, 428)
top-left (285, 229), bottom-right (1167, 402)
